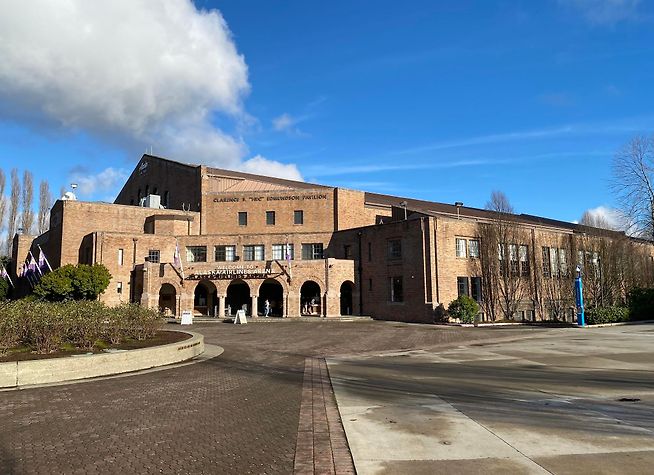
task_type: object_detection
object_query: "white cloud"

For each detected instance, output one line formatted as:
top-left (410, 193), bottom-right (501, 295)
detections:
top-left (0, 0), bottom-right (298, 176)
top-left (71, 167), bottom-right (130, 198)
top-left (559, 0), bottom-right (642, 25)
top-left (580, 205), bottom-right (627, 230)
top-left (273, 113), bottom-right (296, 132)
top-left (240, 155), bottom-right (303, 181)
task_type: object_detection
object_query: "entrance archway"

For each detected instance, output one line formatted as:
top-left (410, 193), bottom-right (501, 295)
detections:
top-left (340, 281), bottom-right (354, 315)
top-left (159, 283), bottom-right (177, 316)
top-left (194, 280), bottom-right (217, 316)
top-left (226, 279), bottom-right (251, 316)
top-left (300, 280), bottom-right (322, 316)
top-left (258, 279), bottom-right (284, 317)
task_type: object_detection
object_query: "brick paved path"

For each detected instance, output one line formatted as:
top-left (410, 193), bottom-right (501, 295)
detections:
top-left (0, 321), bottom-right (538, 474)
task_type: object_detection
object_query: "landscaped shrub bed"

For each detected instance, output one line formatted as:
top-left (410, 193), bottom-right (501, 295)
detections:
top-left (0, 300), bottom-right (163, 356)
top-left (585, 306), bottom-right (630, 325)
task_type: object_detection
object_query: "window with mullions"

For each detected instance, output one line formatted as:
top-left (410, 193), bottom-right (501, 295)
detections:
top-left (243, 245), bottom-right (265, 261)
top-left (519, 245), bottom-right (529, 276)
top-left (215, 245), bottom-right (236, 262)
top-left (509, 244), bottom-right (519, 276)
top-left (272, 244), bottom-right (294, 260)
top-left (456, 238), bottom-right (467, 258)
top-left (186, 246), bottom-right (207, 263)
top-left (457, 276), bottom-right (469, 297)
top-left (469, 239), bottom-right (480, 258)
top-left (387, 239), bottom-right (402, 259)
top-left (302, 243), bottom-right (324, 260)
top-left (147, 249), bottom-right (160, 263)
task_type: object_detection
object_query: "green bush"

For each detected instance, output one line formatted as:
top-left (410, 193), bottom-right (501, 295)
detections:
top-left (0, 300), bottom-right (163, 354)
top-left (34, 264), bottom-right (111, 302)
top-left (0, 278), bottom-right (9, 301)
top-left (628, 288), bottom-right (654, 321)
top-left (585, 306), bottom-right (629, 325)
top-left (448, 295), bottom-right (479, 324)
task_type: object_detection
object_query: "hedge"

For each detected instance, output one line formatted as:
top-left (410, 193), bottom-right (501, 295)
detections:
top-left (585, 306), bottom-right (629, 325)
top-left (447, 295), bottom-right (479, 324)
top-left (0, 301), bottom-right (162, 355)
top-left (628, 288), bottom-right (654, 321)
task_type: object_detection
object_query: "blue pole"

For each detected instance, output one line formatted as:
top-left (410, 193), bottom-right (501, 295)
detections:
top-left (575, 267), bottom-right (585, 327)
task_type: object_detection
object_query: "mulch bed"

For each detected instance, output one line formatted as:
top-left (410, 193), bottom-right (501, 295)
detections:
top-left (0, 330), bottom-right (191, 363)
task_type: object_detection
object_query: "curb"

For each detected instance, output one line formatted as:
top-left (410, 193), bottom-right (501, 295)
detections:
top-left (0, 331), bottom-right (205, 389)
top-left (585, 319), bottom-right (654, 328)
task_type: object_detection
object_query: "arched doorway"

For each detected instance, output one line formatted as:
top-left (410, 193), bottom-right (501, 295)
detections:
top-left (194, 280), bottom-right (217, 316)
top-left (300, 281), bottom-right (322, 316)
top-left (226, 279), bottom-right (251, 316)
top-left (159, 283), bottom-right (177, 316)
top-left (340, 281), bottom-right (354, 315)
top-left (258, 279), bottom-right (284, 317)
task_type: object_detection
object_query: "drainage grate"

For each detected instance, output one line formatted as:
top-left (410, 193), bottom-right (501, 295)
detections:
top-left (618, 397), bottom-right (641, 402)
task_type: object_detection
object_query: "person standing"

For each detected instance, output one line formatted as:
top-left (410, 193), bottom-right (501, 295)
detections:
top-left (264, 299), bottom-right (271, 317)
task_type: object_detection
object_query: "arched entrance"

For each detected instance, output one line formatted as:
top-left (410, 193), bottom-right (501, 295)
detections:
top-left (340, 281), bottom-right (354, 315)
top-left (226, 279), bottom-right (251, 316)
top-left (194, 280), bottom-right (217, 316)
top-left (158, 283), bottom-right (177, 316)
top-left (258, 279), bottom-right (284, 317)
top-left (300, 280), bottom-right (322, 316)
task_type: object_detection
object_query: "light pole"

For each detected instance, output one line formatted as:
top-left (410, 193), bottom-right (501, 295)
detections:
top-left (575, 265), bottom-right (585, 327)
top-left (399, 201), bottom-right (407, 220)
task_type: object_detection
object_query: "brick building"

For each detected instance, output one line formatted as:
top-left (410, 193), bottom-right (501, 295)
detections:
top-left (12, 154), bottom-right (654, 322)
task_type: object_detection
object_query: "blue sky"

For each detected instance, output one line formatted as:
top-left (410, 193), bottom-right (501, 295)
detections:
top-left (1, 0), bottom-right (653, 225)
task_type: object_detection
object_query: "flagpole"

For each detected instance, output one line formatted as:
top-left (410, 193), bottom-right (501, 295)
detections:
top-left (1, 264), bottom-right (14, 288)
top-left (28, 250), bottom-right (43, 276)
top-left (37, 244), bottom-right (54, 272)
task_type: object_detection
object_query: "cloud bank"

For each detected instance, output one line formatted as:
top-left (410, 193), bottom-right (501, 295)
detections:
top-left (0, 0), bottom-right (301, 180)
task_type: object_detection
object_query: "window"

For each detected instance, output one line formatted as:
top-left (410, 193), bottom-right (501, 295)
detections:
top-left (243, 245), bottom-right (265, 261)
top-left (469, 240), bottom-right (480, 259)
top-left (456, 238), bottom-right (467, 258)
top-left (266, 210), bottom-right (275, 225)
top-left (238, 212), bottom-right (248, 226)
top-left (457, 277), bottom-right (469, 297)
top-left (390, 276), bottom-right (403, 302)
top-left (215, 245), bottom-right (236, 262)
top-left (471, 277), bottom-right (482, 302)
top-left (117, 282), bottom-right (123, 294)
top-left (368, 278), bottom-right (373, 291)
top-left (302, 243), bottom-right (324, 260)
top-left (272, 244), bottom-right (294, 260)
top-left (550, 247), bottom-right (559, 278)
top-left (344, 245), bottom-right (352, 259)
top-left (509, 244), bottom-right (519, 276)
top-left (542, 247), bottom-right (550, 277)
top-left (388, 239), bottom-right (402, 259)
top-left (519, 245), bottom-right (529, 276)
top-left (148, 249), bottom-right (160, 263)
top-left (186, 246), bottom-right (207, 262)
top-left (118, 248), bottom-right (124, 266)
top-left (559, 249), bottom-right (568, 276)
top-left (368, 242), bottom-right (372, 261)
top-left (294, 210), bottom-right (304, 225)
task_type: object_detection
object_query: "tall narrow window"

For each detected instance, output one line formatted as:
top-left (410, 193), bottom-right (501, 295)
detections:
top-left (519, 245), bottom-right (529, 276)
top-left (509, 244), bottom-right (519, 276)
top-left (118, 248), bottom-right (124, 266)
top-left (344, 245), bottom-right (352, 259)
top-left (238, 212), bottom-right (248, 226)
top-left (456, 238), bottom-right (467, 258)
top-left (542, 247), bottom-right (551, 277)
top-left (294, 210), bottom-right (304, 225)
top-left (550, 247), bottom-right (559, 278)
top-left (457, 277), bottom-right (469, 297)
top-left (471, 277), bottom-right (482, 302)
top-left (390, 276), bottom-right (404, 302)
top-left (117, 282), bottom-right (123, 294)
top-left (368, 242), bottom-right (372, 262)
top-left (559, 249), bottom-right (568, 276)
top-left (266, 211), bottom-right (275, 225)
top-left (468, 240), bottom-right (480, 259)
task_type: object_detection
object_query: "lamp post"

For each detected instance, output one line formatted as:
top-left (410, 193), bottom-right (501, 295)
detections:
top-left (399, 201), bottom-right (407, 220)
top-left (575, 265), bottom-right (585, 327)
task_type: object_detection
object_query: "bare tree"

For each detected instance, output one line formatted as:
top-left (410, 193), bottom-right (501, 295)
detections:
top-left (6, 169), bottom-right (20, 254)
top-left (477, 191), bottom-right (530, 321)
top-left (38, 180), bottom-right (53, 235)
top-left (612, 134), bottom-right (654, 239)
top-left (579, 210), bottom-right (613, 230)
top-left (21, 170), bottom-right (34, 234)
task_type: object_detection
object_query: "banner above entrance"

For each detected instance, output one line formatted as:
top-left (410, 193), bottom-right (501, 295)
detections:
top-left (187, 266), bottom-right (273, 280)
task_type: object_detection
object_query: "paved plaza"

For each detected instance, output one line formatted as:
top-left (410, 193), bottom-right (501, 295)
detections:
top-left (1, 321), bottom-right (652, 474)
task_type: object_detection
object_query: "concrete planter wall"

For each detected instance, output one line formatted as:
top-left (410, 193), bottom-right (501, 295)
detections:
top-left (0, 331), bottom-right (204, 389)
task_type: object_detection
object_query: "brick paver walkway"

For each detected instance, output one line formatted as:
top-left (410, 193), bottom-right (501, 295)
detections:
top-left (294, 358), bottom-right (355, 475)
top-left (0, 321), bottom-right (539, 474)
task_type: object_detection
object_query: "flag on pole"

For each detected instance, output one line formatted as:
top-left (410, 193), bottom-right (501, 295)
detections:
top-left (1, 264), bottom-right (14, 288)
top-left (28, 251), bottom-right (43, 276)
top-left (285, 242), bottom-right (292, 281)
top-left (37, 245), bottom-right (53, 273)
top-left (173, 240), bottom-right (185, 279)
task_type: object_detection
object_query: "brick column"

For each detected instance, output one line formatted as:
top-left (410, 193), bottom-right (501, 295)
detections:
top-left (250, 295), bottom-right (258, 317)
top-left (218, 294), bottom-right (226, 318)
